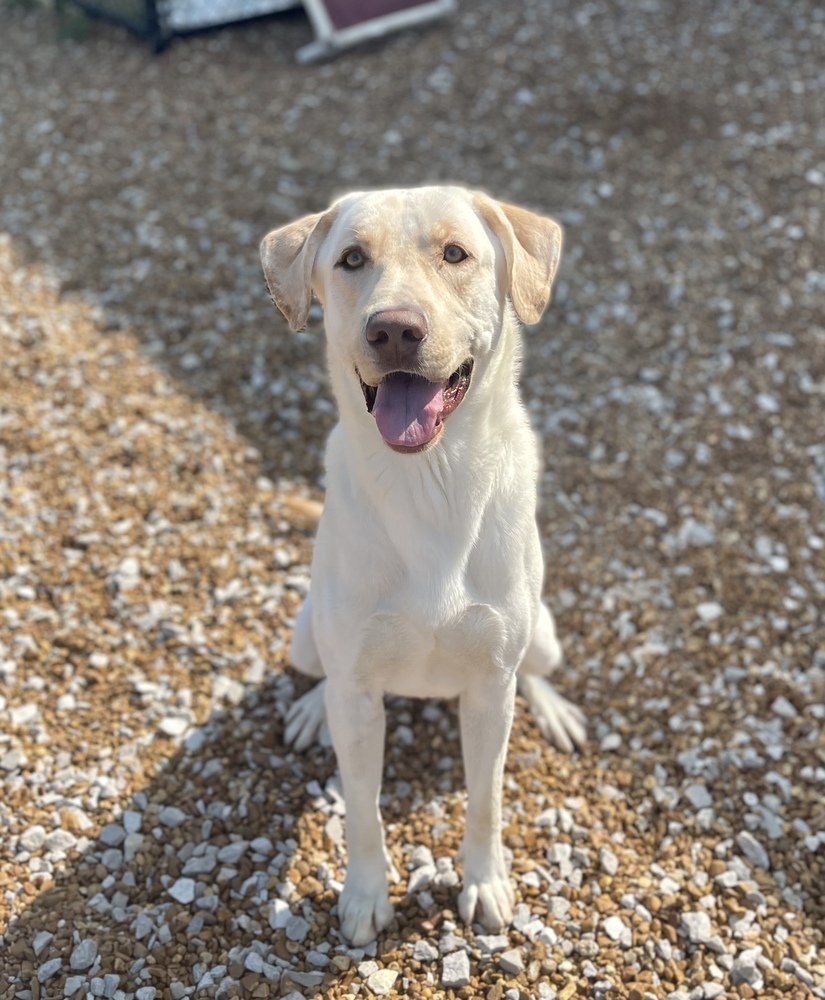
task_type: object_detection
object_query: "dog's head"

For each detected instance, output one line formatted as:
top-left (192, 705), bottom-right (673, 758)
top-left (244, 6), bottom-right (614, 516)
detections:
top-left (261, 187), bottom-right (561, 453)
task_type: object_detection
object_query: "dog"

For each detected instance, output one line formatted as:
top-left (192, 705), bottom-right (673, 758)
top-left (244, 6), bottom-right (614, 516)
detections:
top-left (260, 186), bottom-right (585, 946)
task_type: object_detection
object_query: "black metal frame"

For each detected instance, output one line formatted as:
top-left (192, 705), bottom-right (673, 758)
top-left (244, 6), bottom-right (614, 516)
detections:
top-left (58, 0), bottom-right (165, 50)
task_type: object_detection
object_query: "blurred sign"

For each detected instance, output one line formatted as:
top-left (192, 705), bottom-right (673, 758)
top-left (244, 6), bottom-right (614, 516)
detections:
top-left (298, 0), bottom-right (455, 62)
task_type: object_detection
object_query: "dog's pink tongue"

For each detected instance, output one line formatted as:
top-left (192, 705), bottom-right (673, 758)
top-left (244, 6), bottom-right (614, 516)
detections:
top-left (372, 373), bottom-right (444, 449)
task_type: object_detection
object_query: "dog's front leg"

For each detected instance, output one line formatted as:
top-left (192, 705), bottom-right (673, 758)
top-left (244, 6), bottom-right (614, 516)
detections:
top-left (325, 679), bottom-right (394, 945)
top-left (458, 674), bottom-right (517, 931)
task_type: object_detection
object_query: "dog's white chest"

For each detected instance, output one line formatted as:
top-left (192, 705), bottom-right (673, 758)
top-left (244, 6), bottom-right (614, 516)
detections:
top-left (354, 601), bottom-right (520, 698)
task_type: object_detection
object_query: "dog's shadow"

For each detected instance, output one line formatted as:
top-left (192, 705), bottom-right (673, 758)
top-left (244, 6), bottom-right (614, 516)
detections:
top-left (3, 667), bottom-right (509, 994)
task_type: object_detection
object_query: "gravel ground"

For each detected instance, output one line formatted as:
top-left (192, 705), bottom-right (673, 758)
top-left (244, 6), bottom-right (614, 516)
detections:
top-left (1, 1), bottom-right (824, 999)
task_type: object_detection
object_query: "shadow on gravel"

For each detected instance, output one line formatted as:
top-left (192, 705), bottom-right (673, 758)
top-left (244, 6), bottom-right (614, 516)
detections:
top-left (0, 5), bottom-right (498, 487)
top-left (0, 0), bottom-right (717, 486)
top-left (4, 674), bottom-right (480, 996)
top-left (5, 657), bottom-right (824, 997)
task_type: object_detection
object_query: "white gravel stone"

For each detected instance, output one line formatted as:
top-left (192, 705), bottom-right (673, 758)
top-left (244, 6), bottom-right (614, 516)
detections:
top-left (100, 848), bottom-right (123, 871)
top-left (135, 989), bottom-right (157, 1000)
top-left (267, 898), bottom-right (291, 929)
top-left (696, 601), bottom-right (724, 624)
top-left (599, 732), bottom-right (622, 751)
top-left (537, 926), bottom-right (558, 946)
top-left (0, 748), bottom-right (27, 771)
top-left (38, 957), bottom-right (63, 982)
top-left (123, 831), bottom-right (144, 861)
top-left (103, 973), bottom-right (120, 997)
top-left (603, 915), bottom-right (631, 945)
top-left (546, 842), bottom-right (572, 865)
top-left (476, 933), bottom-right (509, 954)
top-left (285, 914), bottom-right (311, 942)
top-left (408, 864), bottom-right (436, 893)
top-left (499, 948), bottom-right (524, 974)
top-left (20, 824), bottom-right (47, 852)
top-left (45, 829), bottom-right (77, 852)
top-left (244, 952), bottom-right (264, 973)
top-left (64, 975), bottom-right (85, 996)
top-left (56, 693), bottom-right (77, 712)
top-left (217, 840), bottom-right (247, 864)
top-left (770, 696), bottom-right (797, 718)
top-left (599, 846), bottom-right (619, 876)
top-left (441, 950), bottom-right (471, 988)
top-left (680, 911), bottom-right (713, 944)
top-left (158, 716), bottom-right (189, 737)
top-left (114, 557), bottom-right (140, 590)
top-left (684, 784), bottom-right (714, 810)
top-left (736, 831), bottom-right (770, 870)
top-left (69, 938), bottom-right (98, 970)
top-left (413, 939), bottom-right (439, 962)
top-left (158, 806), bottom-right (188, 827)
top-left (367, 969), bottom-right (398, 996)
top-left (168, 877), bottom-right (197, 904)
top-left (409, 844), bottom-right (435, 868)
top-left (122, 811), bottom-right (143, 834)
top-left (731, 948), bottom-right (764, 989)
top-left (286, 971), bottom-right (324, 989)
top-left (9, 702), bottom-right (40, 725)
top-left (182, 853), bottom-right (217, 876)
top-left (99, 823), bottom-right (126, 846)
top-left (512, 902), bottom-right (531, 932)
top-left (32, 930), bottom-right (53, 957)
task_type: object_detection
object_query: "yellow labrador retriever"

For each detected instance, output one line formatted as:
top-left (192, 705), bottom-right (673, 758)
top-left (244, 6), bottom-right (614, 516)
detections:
top-left (261, 187), bottom-right (585, 946)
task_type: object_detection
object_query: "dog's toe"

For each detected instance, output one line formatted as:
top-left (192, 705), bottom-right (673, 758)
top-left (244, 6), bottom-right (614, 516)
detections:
top-left (518, 674), bottom-right (586, 753)
top-left (459, 871), bottom-right (514, 931)
top-left (284, 680), bottom-right (327, 751)
top-left (338, 883), bottom-right (394, 945)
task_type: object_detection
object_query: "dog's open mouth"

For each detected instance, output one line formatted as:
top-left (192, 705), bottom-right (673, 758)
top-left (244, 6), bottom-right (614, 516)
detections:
top-left (359, 359), bottom-right (474, 451)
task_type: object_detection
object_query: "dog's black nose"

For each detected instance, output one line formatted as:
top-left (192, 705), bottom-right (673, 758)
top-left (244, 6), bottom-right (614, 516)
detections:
top-left (365, 308), bottom-right (428, 364)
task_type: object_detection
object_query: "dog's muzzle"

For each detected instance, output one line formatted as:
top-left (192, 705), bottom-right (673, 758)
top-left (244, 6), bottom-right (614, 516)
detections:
top-left (359, 359), bottom-right (474, 452)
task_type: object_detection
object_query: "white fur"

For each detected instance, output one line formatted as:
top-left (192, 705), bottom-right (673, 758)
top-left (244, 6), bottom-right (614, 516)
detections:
top-left (263, 187), bottom-right (585, 946)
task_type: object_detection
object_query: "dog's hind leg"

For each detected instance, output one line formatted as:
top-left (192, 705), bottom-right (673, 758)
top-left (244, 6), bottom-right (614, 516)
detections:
top-left (517, 601), bottom-right (586, 753)
top-left (290, 591), bottom-right (325, 678)
top-left (284, 592), bottom-right (328, 750)
top-left (284, 679), bottom-right (328, 751)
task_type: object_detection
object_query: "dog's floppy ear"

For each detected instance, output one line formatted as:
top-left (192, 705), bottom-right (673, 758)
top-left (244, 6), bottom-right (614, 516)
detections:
top-left (260, 209), bottom-right (335, 331)
top-left (475, 195), bottom-right (562, 325)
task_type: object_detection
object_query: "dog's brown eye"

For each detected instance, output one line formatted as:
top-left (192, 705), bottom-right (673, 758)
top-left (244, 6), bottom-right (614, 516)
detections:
top-left (340, 248), bottom-right (365, 270)
top-left (443, 244), bottom-right (468, 264)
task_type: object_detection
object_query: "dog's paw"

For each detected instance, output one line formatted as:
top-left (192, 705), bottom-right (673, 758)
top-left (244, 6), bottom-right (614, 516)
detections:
top-left (518, 674), bottom-right (586, 753)
top-left (338, 879), bottom-right (394, 945)
top-left (458, 865), bottom-right (515, 932)
top-left (284, 680), bottom-right (327, 751)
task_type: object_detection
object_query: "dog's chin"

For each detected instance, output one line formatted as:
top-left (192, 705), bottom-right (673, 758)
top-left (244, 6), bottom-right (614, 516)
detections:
top-left (358, 358), bottom-right (474, 454)
top-left (386, 422), bottom-right (445, 454)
